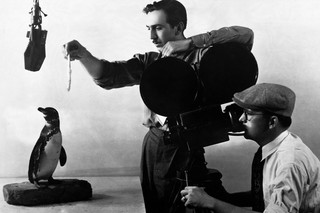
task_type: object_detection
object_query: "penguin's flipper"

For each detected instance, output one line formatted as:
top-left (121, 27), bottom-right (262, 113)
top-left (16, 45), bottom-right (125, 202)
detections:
top-left (59, 146), bottom-right (67, 167)
top-left (28, 131), bottom-right (47, 183)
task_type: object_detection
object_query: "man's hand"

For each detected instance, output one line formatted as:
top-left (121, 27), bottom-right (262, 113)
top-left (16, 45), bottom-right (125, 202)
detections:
top-left (62, 40), bottom-right (104, 80)
top-left (62, 40), bottom-right (90, 61)
top-left (181, 186), bottom-right (215, 209)
top-left (161, 39), bottom-right (193, 57)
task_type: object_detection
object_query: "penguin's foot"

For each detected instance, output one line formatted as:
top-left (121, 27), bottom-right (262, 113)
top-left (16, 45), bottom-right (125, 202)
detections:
top-left (48, 177), bottom-right (62, 185)
top-left (33, 180), bottom-right (47, 189)
top-left (32, 178), bottom-right (61, 188)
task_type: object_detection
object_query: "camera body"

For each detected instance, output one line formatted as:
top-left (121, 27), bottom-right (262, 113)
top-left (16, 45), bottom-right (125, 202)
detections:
top-left (163, 103), bottom-right (244, 148)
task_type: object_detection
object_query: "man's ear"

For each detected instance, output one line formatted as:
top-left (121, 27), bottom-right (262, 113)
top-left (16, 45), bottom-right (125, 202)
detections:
top-left (269, 116), bottom-right (278, 129)
top-left (175, 22), bottom-right (185, 35)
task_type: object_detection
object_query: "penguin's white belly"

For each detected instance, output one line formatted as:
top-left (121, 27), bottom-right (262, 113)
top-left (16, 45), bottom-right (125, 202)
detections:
top-left (36, 132), bottom-right (62, 179)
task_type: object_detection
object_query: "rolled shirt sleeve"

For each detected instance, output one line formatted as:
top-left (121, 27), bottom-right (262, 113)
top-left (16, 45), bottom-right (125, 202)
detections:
top-left (189, 26), bottom-right (254, 51)
top-left (94, 52), bottom-right (159, 89)
top-left (264, 164), bottom-right (307, 213)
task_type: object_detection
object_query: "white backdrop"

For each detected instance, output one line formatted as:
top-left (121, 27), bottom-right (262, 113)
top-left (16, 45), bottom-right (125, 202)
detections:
top-left (1, 0), bottom-right (320, 193)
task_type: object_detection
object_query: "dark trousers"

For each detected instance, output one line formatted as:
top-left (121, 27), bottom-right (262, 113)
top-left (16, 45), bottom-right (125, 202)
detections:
top-left (140, 127), bottom-right (226, 213)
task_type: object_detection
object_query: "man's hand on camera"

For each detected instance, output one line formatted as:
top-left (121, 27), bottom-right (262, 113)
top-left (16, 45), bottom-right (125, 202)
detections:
top-left (181, 186), bottom-right (214, 209)
top-left (161, 39), bottom-right (193, 57)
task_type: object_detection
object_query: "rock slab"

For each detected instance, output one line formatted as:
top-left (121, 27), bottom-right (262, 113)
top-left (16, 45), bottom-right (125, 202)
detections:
top-left (3, 179), bottom-right (92, 206)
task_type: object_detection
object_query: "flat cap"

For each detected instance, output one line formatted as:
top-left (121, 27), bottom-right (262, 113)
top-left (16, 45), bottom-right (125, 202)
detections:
top-left (232, 83), bottom-right (296, 117)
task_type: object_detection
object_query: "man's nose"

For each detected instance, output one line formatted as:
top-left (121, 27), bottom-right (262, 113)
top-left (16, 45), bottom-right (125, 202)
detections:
top-left (239, 113), bottom-right (246, 122)
top-left (150, 29), bottom-right (157, 40)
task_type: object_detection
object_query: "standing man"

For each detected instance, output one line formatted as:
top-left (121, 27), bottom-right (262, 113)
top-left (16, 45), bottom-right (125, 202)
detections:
top-left (181, 83), bottom-right (320, 213)
top-left (63, 1), bottom-right (254, 212)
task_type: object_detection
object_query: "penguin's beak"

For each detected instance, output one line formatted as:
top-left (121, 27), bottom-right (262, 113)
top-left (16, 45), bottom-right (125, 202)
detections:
top-left (38, 107), bottom-right (46, 114)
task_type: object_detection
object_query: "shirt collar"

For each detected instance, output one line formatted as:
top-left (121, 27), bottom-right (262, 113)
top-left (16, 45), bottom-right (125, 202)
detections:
top-left (261, 130), bottom-right (289, 161)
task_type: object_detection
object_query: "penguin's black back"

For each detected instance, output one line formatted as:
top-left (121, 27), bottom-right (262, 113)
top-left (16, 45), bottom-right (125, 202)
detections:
top-left (28, 125), bottom-right (49, 183)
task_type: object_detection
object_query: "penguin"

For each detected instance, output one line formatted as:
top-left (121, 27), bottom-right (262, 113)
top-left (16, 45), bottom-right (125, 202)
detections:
top-left (28, 107), bottom-right (67, 187)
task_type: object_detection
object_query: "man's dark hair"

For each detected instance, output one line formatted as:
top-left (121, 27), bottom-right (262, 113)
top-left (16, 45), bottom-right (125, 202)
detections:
top-left (143, 0), bottom-right (187, 29)
top-left (276, 115), bottom-right (292, 128)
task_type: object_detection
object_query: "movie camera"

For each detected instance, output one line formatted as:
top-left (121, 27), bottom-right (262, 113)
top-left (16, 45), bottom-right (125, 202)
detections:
top-left (140, 43), bottom-right (258, 148)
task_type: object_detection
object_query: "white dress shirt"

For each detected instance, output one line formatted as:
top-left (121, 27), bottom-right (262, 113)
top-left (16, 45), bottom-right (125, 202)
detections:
top-left (261, 131), bottom-right (320, 213)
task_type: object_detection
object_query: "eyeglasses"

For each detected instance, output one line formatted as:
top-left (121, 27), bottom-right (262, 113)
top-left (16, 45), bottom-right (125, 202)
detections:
top-left (243, 109), bottom-right (265, 122)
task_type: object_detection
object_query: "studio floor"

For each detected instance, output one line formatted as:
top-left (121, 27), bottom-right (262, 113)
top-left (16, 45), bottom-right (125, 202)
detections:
top-left (0, 176), bottom-right (145, 213)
